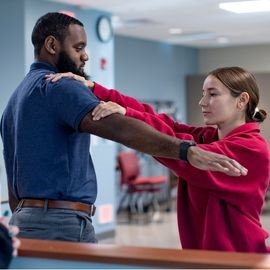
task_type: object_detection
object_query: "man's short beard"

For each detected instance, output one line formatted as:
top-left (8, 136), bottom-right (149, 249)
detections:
top-left (56, 51), bottom-right (89, 80)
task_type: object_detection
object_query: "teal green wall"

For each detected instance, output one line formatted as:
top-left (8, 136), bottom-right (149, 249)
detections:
top-left (115, 36), bottom-right (199, 123)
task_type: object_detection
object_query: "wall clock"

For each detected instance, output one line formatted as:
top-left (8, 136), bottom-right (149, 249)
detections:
top-left (96, 16), bottom-right (113, 43)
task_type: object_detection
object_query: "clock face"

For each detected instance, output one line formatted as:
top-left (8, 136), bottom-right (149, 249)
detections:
top-left (96, 16), bottom-right (113, 43)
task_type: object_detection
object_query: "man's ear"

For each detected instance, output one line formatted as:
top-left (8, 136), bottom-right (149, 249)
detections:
top-left (237, 92), bottom-right (250, 110)
top-left (44, 35), bottom-right (59, 55)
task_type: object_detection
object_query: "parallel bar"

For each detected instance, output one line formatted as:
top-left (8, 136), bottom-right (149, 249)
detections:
top-left (18, 238), bottom-right (270, 269)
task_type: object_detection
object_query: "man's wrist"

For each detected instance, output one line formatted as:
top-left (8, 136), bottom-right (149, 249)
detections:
top-left (179, 141), bottom-right (196, 162)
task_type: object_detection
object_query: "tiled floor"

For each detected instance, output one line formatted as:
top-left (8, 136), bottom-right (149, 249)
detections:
top-left (100, 210), bottom-right (180, 248)
top-left (100, 208), bottom-right (270, 249)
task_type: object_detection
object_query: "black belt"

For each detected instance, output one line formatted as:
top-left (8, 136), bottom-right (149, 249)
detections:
top-left (18, 199), bottom-right (96, 216)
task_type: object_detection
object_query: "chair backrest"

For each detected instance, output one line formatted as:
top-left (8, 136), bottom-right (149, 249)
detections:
top-left (117, 151), bottom-right (140, 184)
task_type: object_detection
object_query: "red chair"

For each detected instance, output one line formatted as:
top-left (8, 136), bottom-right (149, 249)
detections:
top-left (117, 151), bottom-right (167, 222)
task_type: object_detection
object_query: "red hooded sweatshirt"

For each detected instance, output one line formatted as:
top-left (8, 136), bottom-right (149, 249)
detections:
top-left (93, 83), bottom-right (270, 253)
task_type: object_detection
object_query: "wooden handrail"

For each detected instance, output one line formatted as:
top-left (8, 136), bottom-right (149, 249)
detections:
top-left (18, 238), bottom-right (270, 268)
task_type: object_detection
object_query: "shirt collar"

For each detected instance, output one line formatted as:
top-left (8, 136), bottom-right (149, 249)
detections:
top-left (224, 122), bottom-right (260, 139)
top-left (30, 61), bottom-right (58, 73)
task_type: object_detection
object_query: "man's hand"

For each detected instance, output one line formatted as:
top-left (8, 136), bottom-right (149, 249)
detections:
top-left (188, 146), bottom-right (248, 176)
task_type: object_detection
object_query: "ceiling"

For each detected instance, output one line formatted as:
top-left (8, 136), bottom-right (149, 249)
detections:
top-left (48, 0), bottom-right (270, 48)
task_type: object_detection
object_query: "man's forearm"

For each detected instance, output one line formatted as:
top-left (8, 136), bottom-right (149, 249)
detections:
top-left (80, 112), bottom-right (181, 159)
top-left (79, 111), bottom-right (248, 176)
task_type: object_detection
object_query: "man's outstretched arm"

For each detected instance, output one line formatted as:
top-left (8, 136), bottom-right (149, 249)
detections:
top-left (79, 111), bottom-right (247, 177)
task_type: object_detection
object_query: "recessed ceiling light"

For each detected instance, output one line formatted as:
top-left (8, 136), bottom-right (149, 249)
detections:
top-left (217, 37), bottom-right (229, 44)
top-left (169, 28), bottom-right (182, 35)
top-left (219, 0), bottom-right (270, 13)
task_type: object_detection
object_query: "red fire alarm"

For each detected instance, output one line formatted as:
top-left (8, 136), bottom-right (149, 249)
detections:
top-left (100, 57), bottom-right (107, 70)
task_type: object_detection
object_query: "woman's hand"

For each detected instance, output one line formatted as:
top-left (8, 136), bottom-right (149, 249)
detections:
top-left (92, 101), bottom-right (126, 120)
top-left (45, 72), bottom-right (94, 88)
top-left (187, 146), bottom-right (248, 176)
top-left (0, 217), bottom-right (20, 256)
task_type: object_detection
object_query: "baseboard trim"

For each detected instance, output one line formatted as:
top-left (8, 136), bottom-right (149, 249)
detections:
top-left (96, 229), bottom-right (115, 240)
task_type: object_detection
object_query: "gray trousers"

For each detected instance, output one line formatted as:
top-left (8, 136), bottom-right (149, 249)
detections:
top-left (10, 204), bottom-right (97, 243)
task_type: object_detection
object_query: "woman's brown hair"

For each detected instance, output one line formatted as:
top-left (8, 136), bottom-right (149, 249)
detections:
top-left (208, 66), bottom-right (267, 123)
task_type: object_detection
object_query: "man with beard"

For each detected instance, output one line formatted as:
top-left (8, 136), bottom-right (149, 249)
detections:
top-left (0, 12), bottom-right (247, 242)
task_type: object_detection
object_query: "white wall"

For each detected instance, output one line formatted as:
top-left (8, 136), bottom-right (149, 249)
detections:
top-left (199, 44), bottom-right (270, 73)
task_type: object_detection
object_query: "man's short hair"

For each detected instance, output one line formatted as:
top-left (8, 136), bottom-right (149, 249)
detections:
top-left (31, 12), bottom-right (84, 56)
